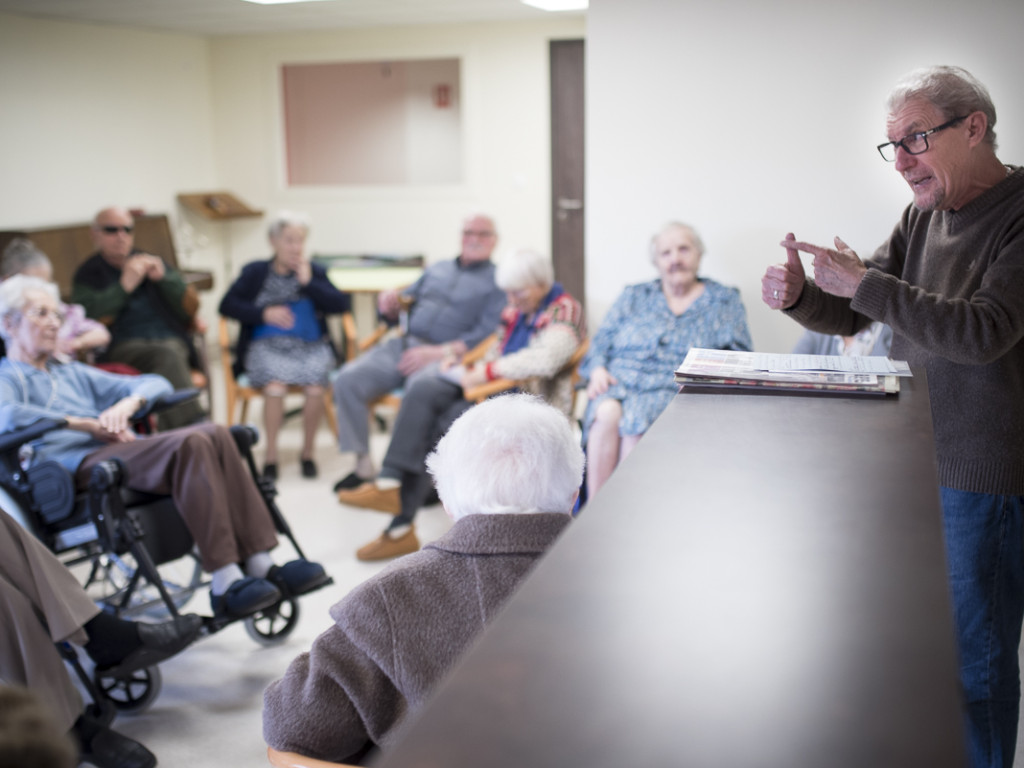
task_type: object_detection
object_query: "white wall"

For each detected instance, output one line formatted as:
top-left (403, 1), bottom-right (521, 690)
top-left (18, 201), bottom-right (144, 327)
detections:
top-left (0, 12), bottom-right (581, 330)
top-left (0, 14), bottom-right (216, 234)
top-left (207, 18), bottom-right (586, 287)
top-left (587, 0), bottom-right (1024, 352)
top-left (0, 13), bottom-right (224, 327)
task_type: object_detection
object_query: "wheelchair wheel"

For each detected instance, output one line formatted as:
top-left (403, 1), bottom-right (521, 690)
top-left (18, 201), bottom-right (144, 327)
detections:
top-left (244, 598), bottom-right (300, 646)
top-left (89, 551), bottom-right (204, 620)
top-left (94, 664), bottom-right (163, 713)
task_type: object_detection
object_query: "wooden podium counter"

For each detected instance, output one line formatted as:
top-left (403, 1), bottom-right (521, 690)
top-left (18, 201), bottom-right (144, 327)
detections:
top-left (375, 372), bottom-right (967, 768)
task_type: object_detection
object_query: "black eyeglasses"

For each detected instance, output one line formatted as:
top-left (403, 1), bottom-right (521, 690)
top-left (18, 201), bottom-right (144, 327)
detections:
top-left (99, 225), bottom-right (134, 235)
top-left (876, 115), bottom-right (968, 162)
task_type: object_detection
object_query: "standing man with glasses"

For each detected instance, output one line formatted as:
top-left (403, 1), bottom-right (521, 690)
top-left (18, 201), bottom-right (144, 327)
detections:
top-left (72, 206), bottom-right (204, 428)
top-left (331, 213), bottom-right (506, 493)
top-left (763, 65), bottom-right (1024, 768)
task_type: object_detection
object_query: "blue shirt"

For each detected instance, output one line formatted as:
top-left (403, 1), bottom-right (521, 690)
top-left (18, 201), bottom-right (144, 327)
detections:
top-left (0, 358), bottom-right (172, 472)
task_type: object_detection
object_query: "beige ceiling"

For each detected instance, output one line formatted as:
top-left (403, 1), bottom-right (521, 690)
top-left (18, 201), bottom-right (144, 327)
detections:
top-left (0, 0), bottom-right (585, 36)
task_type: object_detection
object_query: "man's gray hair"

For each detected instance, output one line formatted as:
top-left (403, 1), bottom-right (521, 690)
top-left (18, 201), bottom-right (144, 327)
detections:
top-left (267, 210), bottom-right (312, 239)
top-left (0, 239), bottom-right (51, 280)
top-left (425, 393), bottom-right (584, 520)
top-left (0, 275), bottom-right (60, 342)
top-left (886, 65), bottom-right (998, 149)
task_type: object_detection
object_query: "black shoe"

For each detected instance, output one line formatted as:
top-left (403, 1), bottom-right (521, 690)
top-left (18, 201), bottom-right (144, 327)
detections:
top-left (301, 458), bottom-right (318, 478)
top-left (333, 471), bottom-right (366, 493)
top-left (95, 614), bottom-right (203, 678)
top-left (266, 559), bottom-right (330, 598)
top-left (210, 577), bottom-right (281, 620)
top-left (78, 724), bottom-right (156, 768)
top-left (263, 463), bottom-right (278, 481)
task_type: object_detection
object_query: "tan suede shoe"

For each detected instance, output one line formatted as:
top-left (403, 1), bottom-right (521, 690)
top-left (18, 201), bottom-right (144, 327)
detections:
top-left (356, 528), bottom-right (420, 562)
top-left (337, 482), bottom-right (400, 515)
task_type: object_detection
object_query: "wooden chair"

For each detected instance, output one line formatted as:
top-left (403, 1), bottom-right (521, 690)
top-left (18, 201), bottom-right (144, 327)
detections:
top-left (350, 294), bottom-right (413, 420)
top-left (267, 746), bottom-right (357, 768)
top-left (462, 335), bottom-right (590, 408)
top-left (218, 316), bottom-right (340, 436)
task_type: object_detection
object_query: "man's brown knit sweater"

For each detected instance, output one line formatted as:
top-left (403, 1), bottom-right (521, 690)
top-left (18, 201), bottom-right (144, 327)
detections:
top-left (787, 166), bottom-right (1024, 494)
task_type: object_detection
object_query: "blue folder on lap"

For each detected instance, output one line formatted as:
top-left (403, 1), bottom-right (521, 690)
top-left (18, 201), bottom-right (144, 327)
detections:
top-left (251, 298), bottom-right (320, 342)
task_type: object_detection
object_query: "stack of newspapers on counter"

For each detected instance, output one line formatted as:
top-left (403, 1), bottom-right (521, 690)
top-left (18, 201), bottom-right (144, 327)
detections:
top-left (674, 348), bottom-right (911, 396)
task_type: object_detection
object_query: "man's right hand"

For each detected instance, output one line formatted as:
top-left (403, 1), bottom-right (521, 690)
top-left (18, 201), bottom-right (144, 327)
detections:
top-left (762, 232), bottom-right (807, 310)
top-left (398, 344), bottom-right (445, 376)
top-left (120, 256), bottom-right (151, 293)
top-left (377, 289), bottom-right (401, 319)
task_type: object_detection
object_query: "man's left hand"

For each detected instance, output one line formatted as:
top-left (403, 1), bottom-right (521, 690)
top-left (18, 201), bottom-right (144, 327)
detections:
top-left (787, 236), bottom-right (867, 298)
top-left (398, 345), bottom-right (443, 376)
top-left (138, 254), bottom-right (166, 281)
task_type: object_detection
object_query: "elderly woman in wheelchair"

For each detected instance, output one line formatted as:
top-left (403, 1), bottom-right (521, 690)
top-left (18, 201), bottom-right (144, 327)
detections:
top-left (0, 275), bottom-right (329, 623)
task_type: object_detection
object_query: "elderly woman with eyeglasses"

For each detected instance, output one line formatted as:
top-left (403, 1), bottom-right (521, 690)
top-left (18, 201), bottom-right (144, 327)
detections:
top-left (0, 275), bottom-right (328, 621)
top-left (580, 222), bottom-right (752, 499)
top-left (0, 238), bottom-right (111, 360)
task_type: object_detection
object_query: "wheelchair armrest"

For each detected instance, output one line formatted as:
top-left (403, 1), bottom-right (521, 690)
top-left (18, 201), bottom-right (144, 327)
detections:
top-left (132, 388), bottom-right (200, 420)
top-left (0, 418), bottom-right (68, 457)
top-left (229, 424), bottom-right (260, 455)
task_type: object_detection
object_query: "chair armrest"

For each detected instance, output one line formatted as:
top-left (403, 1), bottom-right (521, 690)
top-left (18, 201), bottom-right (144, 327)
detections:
top-left (462, 378), bottom-right (517, 403)
top-left (462, 334), bottom-right (497, 366)
top-left (0, 418), bottom-right (69, 456)
top-left (132, 388), bottom-right (200, 421)
top-left (267, 746), bottom-right (358, 768)
top-left (358, 322), bottom-right (392, 354)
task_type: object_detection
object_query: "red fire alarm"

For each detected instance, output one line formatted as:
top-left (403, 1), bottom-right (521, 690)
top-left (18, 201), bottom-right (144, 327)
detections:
top-left (434, 84), bottom-right (451, 109)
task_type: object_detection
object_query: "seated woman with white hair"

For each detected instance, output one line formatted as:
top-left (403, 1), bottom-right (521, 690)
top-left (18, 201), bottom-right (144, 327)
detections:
top-left (0, 275), bottom-right (328, 621)
top-left (0, 238), bottom-right (111, 360)
top-left (580, 221), bottom-right (751, 499)
top-left (219, 211), bottom-right (351, 480)
top-left (337, 247), bottom-right (586, 561)
top-left (264, 393), bottom-right (583, 764)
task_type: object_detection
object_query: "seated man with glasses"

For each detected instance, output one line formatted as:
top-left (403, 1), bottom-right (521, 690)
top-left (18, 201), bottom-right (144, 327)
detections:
top-left (330, 213), bottom-right (506, 492)
top-left (71, 206), bottom-right (203, 429)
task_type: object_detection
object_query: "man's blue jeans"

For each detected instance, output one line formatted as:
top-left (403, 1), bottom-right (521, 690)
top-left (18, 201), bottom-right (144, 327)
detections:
top-left (941, 488), bottom-right (1024, 768)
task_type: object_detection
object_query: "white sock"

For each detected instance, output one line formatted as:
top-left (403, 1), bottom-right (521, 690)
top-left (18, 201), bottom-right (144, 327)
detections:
top-left (211, 563), bottom-right (245, 596)
top-left (388, 524), bottom-right (411, 538)
top-left (245, 552), bottom-right (275, 579)
top-left (355, 453), bottom-right (376, 478)
top-left (376, 477), bottom-right (400, 491)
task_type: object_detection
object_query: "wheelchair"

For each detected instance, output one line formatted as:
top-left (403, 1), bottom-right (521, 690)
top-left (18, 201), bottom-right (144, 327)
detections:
top-left (0, 392), bottom-right (333, 713)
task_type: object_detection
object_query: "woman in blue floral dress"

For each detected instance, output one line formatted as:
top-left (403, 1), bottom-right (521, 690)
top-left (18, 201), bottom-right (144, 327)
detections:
top-left (581, 222), bottom-right (751, 497)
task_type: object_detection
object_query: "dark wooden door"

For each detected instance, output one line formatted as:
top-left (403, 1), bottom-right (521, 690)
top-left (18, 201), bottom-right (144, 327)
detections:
top-left (550, 39), bottom-right (585, 308)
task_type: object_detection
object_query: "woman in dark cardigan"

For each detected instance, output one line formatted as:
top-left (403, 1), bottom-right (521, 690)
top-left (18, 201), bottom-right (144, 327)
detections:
top-left (219, 211), bottom-right (350, 479)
